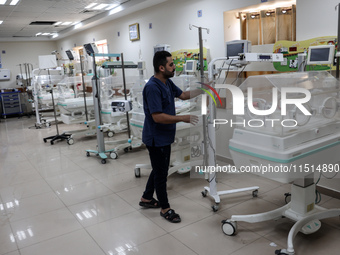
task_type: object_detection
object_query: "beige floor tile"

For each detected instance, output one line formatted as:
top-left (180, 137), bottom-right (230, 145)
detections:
top-left (171, 214), bottom-right (261, 255)
top-left (86, 211), bottom-right (166, 254)
top-left (5, 191), bottom-right (65, 222)
top-left (123, 234), bottom-right (197, 255)
top-left (99, 171), bottom-right (147, 193)
top-left (44, 169), bottom-right (95, 190)
top-left (0, 222), bottom-right (18, 255)
top-left (54, 179), bottom-right (113, 206)
top-left (68, 193), bottom-right (136, 227)
top-left (10, 208), bottom-right (82, 249)
top-left (229, 237), bottom-right (283, 255)
top-left (19, 229), bottom-right (105, 255)
top-left (0, 178), bottom-right (52, 202)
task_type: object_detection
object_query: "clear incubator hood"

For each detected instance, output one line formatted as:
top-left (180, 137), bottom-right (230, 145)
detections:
top-left (236, 71), bottom-right (340, 137)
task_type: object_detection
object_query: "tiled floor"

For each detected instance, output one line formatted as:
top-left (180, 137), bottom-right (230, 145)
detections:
top-left (1, 116), bottom-right (340, 255)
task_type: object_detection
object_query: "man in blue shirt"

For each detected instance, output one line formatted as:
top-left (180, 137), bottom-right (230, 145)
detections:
top-left (139, 51), bottom-right (201, 223)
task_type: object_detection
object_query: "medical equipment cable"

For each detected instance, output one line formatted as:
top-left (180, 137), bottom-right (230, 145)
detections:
top-left (231, 65), bottom-right (246, 85)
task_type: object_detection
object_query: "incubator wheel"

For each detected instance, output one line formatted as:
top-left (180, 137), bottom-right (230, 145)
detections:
top-left (252, 190), bottom-right (258, 197)
top-left (221, 220), bottom-right (237, 236)
top-left (124, 147), bottom-right (129, 153)
top-left (201, 190), bottom-right (207, 197)
top-left (86, 152), bottom-right (90, 157)
top-left (101, 159), bottom-right (106, 164)
top-left (50, 141), bottom-right (54, 145)
top-left (45, 122), bottom-right (51, 127)
top-left (107, 131), bottom-right (114, 137)
top-left (110, 152), bottom-right (118, 159)
top-left (43, 138), bottom-right (47, 143)
top-left (274, 249), bottom-right (290, 255)
top-left (284, 193), bottom-right (291, 204)
top-left (67, 138), bottom-right (74, 145)
top-left (135, 168), bottom-right (141, 178)
top-left (212, 204), bottom-right (219, 212)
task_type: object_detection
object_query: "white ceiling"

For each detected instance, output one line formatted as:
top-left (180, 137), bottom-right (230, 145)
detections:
top-left (0, 0), bottom-right (167, 41)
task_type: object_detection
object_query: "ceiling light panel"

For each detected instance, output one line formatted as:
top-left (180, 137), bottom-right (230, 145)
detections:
top-left (85, 3), bottom-right (98, 9)
top-left (10, 0), bottom-right (19, 5)
top-left (93, 3), bottom-right (108, 10)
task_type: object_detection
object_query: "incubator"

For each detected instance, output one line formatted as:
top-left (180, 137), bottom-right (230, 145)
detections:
top-left (31, 69), bottom-right (70, 128)
top-left (229, 71), bottom-right (340, 182)
top-left (57, 75), bottom-right (93, 124)
top-left (223, 71), bottom-right (340, 255)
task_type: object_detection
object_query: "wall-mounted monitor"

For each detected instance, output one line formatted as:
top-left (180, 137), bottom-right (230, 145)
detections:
top-left (307, 45), bottom-right (335, 65)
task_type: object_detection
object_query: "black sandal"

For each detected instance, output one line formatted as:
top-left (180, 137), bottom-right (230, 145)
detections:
top-left (139, 198), bottom-right (160, 208)
top-left (160, 209), bottom-right (181, 223)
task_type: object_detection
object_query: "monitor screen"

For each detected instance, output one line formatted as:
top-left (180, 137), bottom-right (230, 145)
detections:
top-left (83, 43), bottom-right (98, 56)
top-left (186, 61), bottom-right (193, 71)
top-left (185, 60), bottom-right (196, 72)
top-left (307, 45), bottom-right (335, 65)
top-left (227, 43), bottom-right (244, 58)
top-left (309, 48), bottom-right (330, 62)
top-left (65, 50), bottom-right (74, 60)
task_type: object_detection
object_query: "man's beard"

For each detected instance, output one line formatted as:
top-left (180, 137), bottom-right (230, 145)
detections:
top-left (164, 69), bottom-right (175, 79)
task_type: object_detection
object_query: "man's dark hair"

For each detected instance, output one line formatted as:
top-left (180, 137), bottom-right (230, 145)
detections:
top-left (153, 50), bottom-right (172, 73)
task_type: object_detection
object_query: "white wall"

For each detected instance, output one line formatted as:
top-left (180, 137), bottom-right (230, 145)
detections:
top-left (56, 0), bottom-right (262, 74)
top-left (296, 0), bottom-right (339, 40)
top-left (0, 41), bottom-right (57, 89)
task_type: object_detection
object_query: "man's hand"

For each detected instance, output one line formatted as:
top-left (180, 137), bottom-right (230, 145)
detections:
top-left (182, 114), bottom-right (199, 125)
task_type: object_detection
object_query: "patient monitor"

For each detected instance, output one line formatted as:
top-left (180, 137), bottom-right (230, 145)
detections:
top-left (225, 40), bottom-right (251, 66)
top-left (307, 44), bottom-right (335, 65)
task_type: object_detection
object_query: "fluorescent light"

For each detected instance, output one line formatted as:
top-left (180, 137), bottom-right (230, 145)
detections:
top-left (74, 23), bottom-right (82, 29)
top-left (52, 33), bottom-right (59, 38)
top-left (54, 21), bottom-right (62, 25)
top-left (93, 3), bottom-right (108, 10)
top-left (36, 32), bottom-right (42, 36)
top-left (42, 33), bottom-right (50, 35)
top-left (0, 0), bottom-right (6, 5)
top-left (10, 0), bottom-right (19, 5)
top-left (85, 3), bottom-right (97, 9)
top-left (106, 3), bottom-right (119, 10)
top-left (62, 22), bottom-right (72, 25)
top-left (0, 20), bottom-right (3, 25)
top-left (109, 5), bottom-right (123, 15)
top-left (72, 21), bottom-right (80, 25)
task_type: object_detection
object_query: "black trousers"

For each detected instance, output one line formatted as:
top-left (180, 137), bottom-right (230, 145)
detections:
top-left (142, 144), bottom-right (171, 210)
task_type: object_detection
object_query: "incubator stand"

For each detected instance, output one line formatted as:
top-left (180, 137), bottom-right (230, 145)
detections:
top-left (32, 72), bottom-right (66, 128)
top-left (225, 71), bottom-right (340, 255)
top-left (102, 76), bottom-right (145, 158)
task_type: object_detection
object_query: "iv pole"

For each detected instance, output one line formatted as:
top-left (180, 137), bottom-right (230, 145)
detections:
top-left (189, 24), bottom-right (209, 172)
top-left (189, 26), bottom-right (259, 211)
